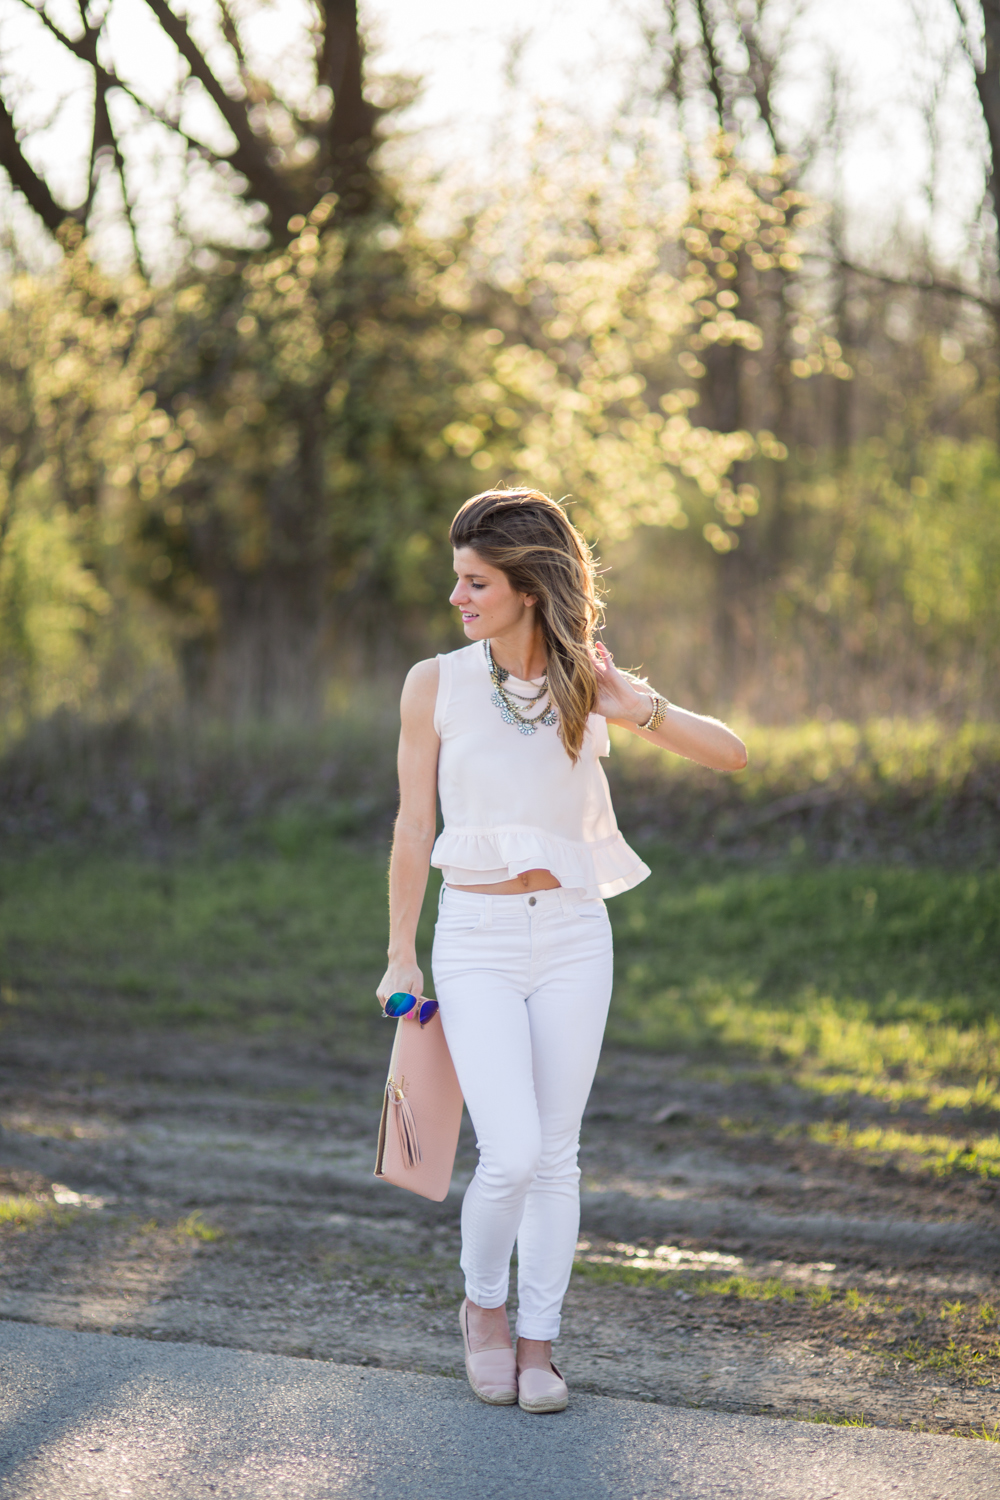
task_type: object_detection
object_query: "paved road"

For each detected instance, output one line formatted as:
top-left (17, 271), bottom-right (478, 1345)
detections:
top-left (0, 1322), bottom-right (995, 1499)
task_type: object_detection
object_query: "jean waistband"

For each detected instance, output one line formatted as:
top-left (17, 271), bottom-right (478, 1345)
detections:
top-left (438, 884), bottom-right (593, 924)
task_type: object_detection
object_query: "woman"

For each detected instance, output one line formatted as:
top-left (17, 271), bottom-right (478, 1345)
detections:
top-left (377, 488), bottom-right (746, 1414)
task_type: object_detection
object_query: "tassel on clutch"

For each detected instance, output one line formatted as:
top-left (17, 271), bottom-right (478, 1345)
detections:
top-left (387, 1073), bottom-right (421, 1168)
top-left (375, 1009), bottom-right (463, 1202)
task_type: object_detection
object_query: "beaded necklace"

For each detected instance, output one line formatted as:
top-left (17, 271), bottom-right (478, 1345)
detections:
top-left (485, 640), bottom-right (558, 736)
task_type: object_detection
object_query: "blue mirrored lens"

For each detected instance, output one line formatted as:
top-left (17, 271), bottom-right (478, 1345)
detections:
top-left (384, 992), bottom-right (416, 1018)
top-left (418, 1000), bottom-right (440, 1027)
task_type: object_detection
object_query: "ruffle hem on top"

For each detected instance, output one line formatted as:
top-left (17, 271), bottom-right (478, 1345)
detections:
top-left (431, 823), bottom-right (650, 901)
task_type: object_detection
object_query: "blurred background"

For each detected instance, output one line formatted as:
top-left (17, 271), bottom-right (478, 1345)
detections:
top-left (0, 0), bottom-right (997, 1076)
top-left (2, 0), bottom-right (1000, 738)
top-left (0, 5), bottom-right (999, 1422)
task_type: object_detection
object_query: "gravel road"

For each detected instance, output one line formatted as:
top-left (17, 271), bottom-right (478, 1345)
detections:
top-left (1, 1030), bottom-right (998, 1437)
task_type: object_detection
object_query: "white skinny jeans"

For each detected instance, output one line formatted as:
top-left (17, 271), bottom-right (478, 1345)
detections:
top-left (431, 884), bottom-right (614, 1341)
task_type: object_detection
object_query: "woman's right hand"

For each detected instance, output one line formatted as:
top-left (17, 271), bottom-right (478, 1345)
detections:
top-left (376, 961), bottom-right (426, 1016)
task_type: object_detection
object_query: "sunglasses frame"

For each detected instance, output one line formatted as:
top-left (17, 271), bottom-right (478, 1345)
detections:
top-left (383, 991), bottom-right (440, 1027)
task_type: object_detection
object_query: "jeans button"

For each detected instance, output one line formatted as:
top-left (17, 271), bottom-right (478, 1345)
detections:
top-left (528, 896), bottom-right (537, 906)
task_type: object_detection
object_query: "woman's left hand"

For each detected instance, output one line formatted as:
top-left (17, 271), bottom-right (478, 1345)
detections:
top-left (593, 641), bottom-right (650, 724)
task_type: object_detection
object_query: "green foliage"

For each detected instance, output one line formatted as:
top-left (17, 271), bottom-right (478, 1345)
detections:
top-left (1, 832), bottom-right (995, 1135)
top-left (612, 715), bottom-right (1000, 802)
top-left (0, 244), bottom-right (180, 730)
top-left (140, 200), bottom-right (473, 689)
top-left (0, 146), bottom-right (822, 720)
top-left (437, 135), bottom-right (809, 542)
top-left (603, 718), bottom-right (1000, 870)
top-left (782, 438), bottom-right (1000, 712)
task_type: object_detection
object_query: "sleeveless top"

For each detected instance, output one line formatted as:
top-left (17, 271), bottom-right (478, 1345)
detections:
top-left (430, 642), bottom-right (650, 900)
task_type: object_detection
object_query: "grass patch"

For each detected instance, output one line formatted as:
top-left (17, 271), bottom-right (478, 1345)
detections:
top-left (607, 718), bottom-right (1000, 864)
top-left (614, 718), bottom-right (1000, 805)
top-left (797, 1412), bottom-right (872, 1428)
top-left (0, 1195), bottom-right (71, 1230)
top-left (804, 1123), bottom-right (1000, 1178)
top-left (606, 852), bottom-right (1000, 1111)
top-left (174, 1211), bottom-right (224, 1243)
top-left (896, 1337), bottom-right (1000, 1382)
top-left (572, 1256), bottom-right (801, 1302)
top-left (0, 842), bottom-right (421, 1044)
top-left (1, 840), bottom-right (996, 1123)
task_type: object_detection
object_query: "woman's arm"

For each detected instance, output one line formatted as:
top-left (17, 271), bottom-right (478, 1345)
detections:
top-left (376, 658), bottom-right (441, 1010)
top-left (594, 641), bottom-right (747, 772)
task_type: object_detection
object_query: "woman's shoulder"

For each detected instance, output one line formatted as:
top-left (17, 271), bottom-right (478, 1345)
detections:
top-left (402, 656), bottom-right (440, 698)
top-left (403, 642), bottom-right (478, 690)
top-left (429, 642), bottom-right (484, 688)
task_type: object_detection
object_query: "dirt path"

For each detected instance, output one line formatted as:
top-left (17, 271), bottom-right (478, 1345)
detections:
top-left (1, 1030), bottom-right (997, 1438)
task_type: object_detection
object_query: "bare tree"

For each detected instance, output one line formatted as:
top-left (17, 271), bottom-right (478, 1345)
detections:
top-left (0, 0), bottom-right (386, 255)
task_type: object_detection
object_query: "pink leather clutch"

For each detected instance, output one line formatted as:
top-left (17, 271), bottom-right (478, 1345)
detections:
top-left (374, 1010), bottom-right (464, 1202)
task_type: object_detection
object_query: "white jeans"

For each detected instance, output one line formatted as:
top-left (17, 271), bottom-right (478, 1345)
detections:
top-left (431, 885), bottom-right (614, 1341)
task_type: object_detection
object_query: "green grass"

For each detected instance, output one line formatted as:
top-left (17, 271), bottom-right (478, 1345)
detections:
top-left (803, 1123), bottom-right (1000, 1178)
top-left (895, 1337), bottom-right (1000, 1382)
top-left (797, 1412), bottom-right (872, 1429)
top-left (174, 1211), bottom-right (224, 1243)
top-left (0, 1195), bottom-right (70, 1230)
top-left (606, 718), bottom-right (1000, 863)
top-left (0, 840), bottom-right (412, 1043)
top-left (572, 1257), bottom-right (800, 1300)
top-left (606, 852), bottom-right (1000, 1111)
top-left (1, 842), bottom-right (997, 1116)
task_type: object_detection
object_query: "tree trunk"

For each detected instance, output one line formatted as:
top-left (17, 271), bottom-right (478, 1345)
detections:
top-left (187, 564), bottom-right (327, 720)
top-left (968, 2), bottom-right (1000, 437)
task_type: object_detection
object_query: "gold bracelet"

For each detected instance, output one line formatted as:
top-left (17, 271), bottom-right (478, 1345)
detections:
top-left (638, 692), bottom-right (670, 733)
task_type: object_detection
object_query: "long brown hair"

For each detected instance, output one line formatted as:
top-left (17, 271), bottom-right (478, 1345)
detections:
top-left (450, 489), bottom-right (602, 763)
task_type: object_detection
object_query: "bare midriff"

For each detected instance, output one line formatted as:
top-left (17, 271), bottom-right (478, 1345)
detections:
top-left (447, 868), bottom-right (562, 895)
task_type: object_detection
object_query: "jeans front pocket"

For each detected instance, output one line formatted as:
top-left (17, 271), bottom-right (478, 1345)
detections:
top-left (436, 889), bottom-right (486, 935)
top-left (573, 898), bottom-right (609, 921)
top-left (435, 911), bottom-right (484, 936)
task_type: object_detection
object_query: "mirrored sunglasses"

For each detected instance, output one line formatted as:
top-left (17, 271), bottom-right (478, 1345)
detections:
top-left (383, 992), bottom-right (440, 1027)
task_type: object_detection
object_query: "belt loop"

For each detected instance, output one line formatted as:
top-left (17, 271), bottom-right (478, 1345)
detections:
top-left (559, 887), bottom-right (574, 918)
top-left (438, 881), bottom-right (447, 913)
top-left (483, 895), bottom-right (493, 930)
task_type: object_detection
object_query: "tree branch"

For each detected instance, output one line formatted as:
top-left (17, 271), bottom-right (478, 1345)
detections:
top-left (15, 0), bottom-right (81, 56)
top-left (81, 67), bottom-right (116, 225)
top-left (139, 0), bottom-right (299, 229)
top-left (815, 251), bottom-right (1000, 314)
top-left (694, 0), bottom-right (728, 129)
top-left (739, 4), bottom-right (784, 156)
top-left (0, 94), bottom-right (75, 233)
top-left (317, 0), bottom-right (379, 213)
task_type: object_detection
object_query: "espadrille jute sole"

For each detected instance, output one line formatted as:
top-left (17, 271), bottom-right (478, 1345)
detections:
top-left (516, 1362), bottom-right (569, 1413)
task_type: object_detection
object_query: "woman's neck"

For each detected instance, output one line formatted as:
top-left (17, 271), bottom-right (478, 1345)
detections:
top-left (488, 624), bottom-right (548, 682)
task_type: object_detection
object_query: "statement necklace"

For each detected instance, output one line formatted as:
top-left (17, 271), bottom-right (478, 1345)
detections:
top-left (485, 640), bottom-right (558, 736)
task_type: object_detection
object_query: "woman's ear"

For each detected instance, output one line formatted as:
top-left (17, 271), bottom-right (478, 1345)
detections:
top-left (521, 592), bottom-right (538, 609)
